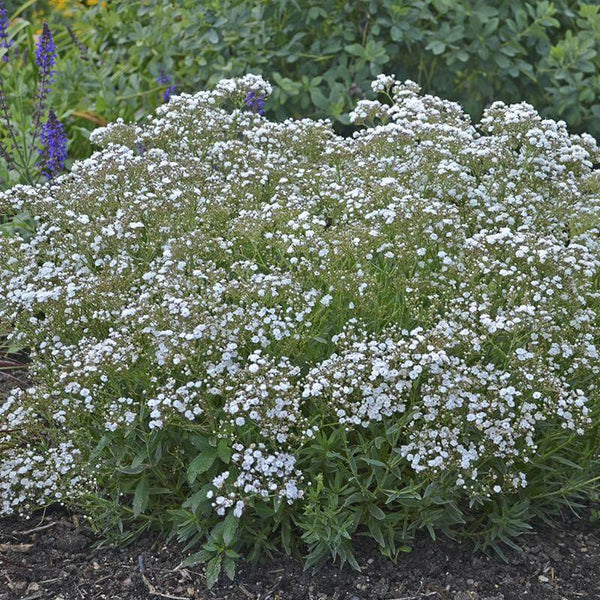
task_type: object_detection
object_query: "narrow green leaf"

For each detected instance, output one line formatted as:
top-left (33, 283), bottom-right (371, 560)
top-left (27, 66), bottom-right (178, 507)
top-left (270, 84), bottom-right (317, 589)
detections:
top-left (224, 556), bottom-right (236, 581)
top-left (205, 555), bottom-right (222, 589)
top-left (187, 448), bottom-right (217, 484)
top-left (368, 504), bottom-right (386, 521)
top-left (222, 513), bottom-right (238, 547)
top-left (133, 476), bottom-right (149, 517)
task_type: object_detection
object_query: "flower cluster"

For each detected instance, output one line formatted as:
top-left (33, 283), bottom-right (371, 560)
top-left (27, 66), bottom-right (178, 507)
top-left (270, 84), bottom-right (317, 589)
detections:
top-left (0, 18), bottom-right (67, 184)
top-left (38, 109), bottom-right (68, 179)
top-left (35, 22), bottom-right (57, 85)
top-left (244, 90), bottom-right (266, 115)
top-left (157, 70), bottom-right (176, 103)
top-left (0, 438), bottom-right (85, 516)
top-left (212, 444), bottom-right (304, 516)
top-left (0, 75), bottom-right (598, 525)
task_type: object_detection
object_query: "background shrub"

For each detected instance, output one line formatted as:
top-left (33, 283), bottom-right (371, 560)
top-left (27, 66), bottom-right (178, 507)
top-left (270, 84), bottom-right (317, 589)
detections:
top-left (4, 0), bottom-right (600, 174)
top-left (36, 2), bottom-right (600, 145)
top-left (1, 75), bottom-right (599, 581)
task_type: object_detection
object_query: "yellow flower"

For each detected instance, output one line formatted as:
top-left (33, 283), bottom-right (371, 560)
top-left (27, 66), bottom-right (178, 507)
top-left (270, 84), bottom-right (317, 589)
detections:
top-left (48, 0), bottom-right (106, 12)
top-left (49, 0), bottom-right (70, 11)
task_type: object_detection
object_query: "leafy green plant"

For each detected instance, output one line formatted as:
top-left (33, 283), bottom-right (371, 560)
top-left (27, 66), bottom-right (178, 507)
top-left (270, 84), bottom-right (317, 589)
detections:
top-left (1, 75), bottom-right (599, 586)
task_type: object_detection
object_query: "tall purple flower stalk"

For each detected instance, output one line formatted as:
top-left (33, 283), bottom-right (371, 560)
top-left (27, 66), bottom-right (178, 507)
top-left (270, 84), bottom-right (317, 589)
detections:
top-left (0, 18), bottom-right (70, 185)
top-left (0, 1), bottom-right (13, 62)
top-left (35, 22), bottom-right (57, 89)
top-left (38, 109), bottom-right (67, 180)
top-left (31, 23), bottom-right (57, 153)
top-left (157, 70), bottom-right (176, 103)
top-left (244, 91), bottom-right (266, 115)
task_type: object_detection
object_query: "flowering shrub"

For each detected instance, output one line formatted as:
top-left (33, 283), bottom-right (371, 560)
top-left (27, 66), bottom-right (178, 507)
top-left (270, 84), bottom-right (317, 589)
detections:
top-left (1, 74), bottom-right (599, 582)
top-left (0, 12), bottom-right (68, 188)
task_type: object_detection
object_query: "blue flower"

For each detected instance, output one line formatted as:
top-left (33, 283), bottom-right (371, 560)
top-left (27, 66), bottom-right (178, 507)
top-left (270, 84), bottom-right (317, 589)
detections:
top-left (35, 23), bottom-right (57, 82)
top-left (157, 70), bottom-right (176, 103)
top-left (32, 23), bottom-right (58, 153)
top-left (0, 1), bottom-right (13, 62)
top-left (244, 91), bottom-right (266, 115)
top-left (38, 109), bottom-right (67, 180)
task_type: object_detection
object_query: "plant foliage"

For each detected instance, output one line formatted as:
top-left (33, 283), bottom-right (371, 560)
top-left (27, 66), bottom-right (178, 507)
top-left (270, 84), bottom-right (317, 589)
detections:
top-left (49, 0), bottom-right (600, 143)
top-left (1, 74), bottom-right (599, 584)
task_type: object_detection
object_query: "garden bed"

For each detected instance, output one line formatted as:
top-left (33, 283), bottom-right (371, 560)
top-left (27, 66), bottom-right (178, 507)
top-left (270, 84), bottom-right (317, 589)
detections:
top-left (1, 507), bottom-right (599, 600)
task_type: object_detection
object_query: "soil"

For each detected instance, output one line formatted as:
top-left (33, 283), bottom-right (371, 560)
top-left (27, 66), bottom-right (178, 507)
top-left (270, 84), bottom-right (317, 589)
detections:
top-left (1, 507), bottom-right (599, 599)
top-left (0, 367), bottom-right (27, 398)
top-left (2, 373), bottom-right (600, 600)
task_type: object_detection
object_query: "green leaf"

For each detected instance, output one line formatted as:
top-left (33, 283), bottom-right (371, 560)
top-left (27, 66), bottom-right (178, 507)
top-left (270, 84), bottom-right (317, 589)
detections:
top-left (205, 555), bottom-right (222, 589)
top-left (119, 452), bottom-right (146, 475)
top-left (217, 438), bottom-right (231, 464)
top-left (361, 457), bottom-right (386, 467)
top-left (345, 43), bottom-right (366, 57)
top-left (281, 518), bottom-right (292, 554)
top-left (90, 435), bottom-right (111, 461)
top-left (133, 476), bottom-right (149, 517)
top-left (222, 513), bottom-right (238, 546)
top-left (187, 447), bottom-right (218, 484)
top-left (254, 502), bottom-right (274, 518)
top-left (223, 556), bottom-right (236, 581)
top-left (368, 520), bottom-right (385, 546)
top-left (368, 504), bottom-right (386, 521)
top-left (580, 4), bottom-right (600, 19)
top-left (426, 40), bottom-right (446, 55)
top-left (205, 28), bottom-right (219, 44)
top-left (190, 434), bottom-right (212, 452)
top-left (181, 550), bottom-right (210, 567)
top-left (310, 88), bottom-right (330, 111)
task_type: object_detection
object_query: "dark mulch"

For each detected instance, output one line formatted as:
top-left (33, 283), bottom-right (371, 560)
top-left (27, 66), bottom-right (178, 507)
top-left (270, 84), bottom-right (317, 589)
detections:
top-left (0, 366), bottom-right (28, 398)
top-left (1, 508), bottom-right (599, 600)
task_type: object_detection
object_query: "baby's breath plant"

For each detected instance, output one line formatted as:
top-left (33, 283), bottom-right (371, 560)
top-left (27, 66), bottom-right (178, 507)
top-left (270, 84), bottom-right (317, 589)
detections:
top-left (1, 74), bottom-right (599, 584)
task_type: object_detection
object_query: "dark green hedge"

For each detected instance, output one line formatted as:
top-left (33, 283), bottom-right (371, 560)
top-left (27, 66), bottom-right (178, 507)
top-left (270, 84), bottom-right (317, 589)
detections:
top-left (63, 0), bottom-right (600, 136)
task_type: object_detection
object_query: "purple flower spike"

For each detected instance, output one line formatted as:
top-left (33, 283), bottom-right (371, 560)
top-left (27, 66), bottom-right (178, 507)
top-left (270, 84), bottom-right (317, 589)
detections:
top-left (244, 90), bottom-right (266, 115)
top-left (31, 24), bottom-right (58, 149)
top-left (39, 109), bottom-right (67, 180)
top-left (157, 70), bottom-right (176, 103)
top-left (0, 1), bottom-right (13, 62)
top-left (35, 23), bottom-right (57, 81)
